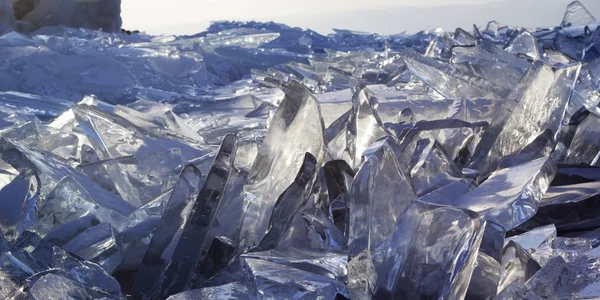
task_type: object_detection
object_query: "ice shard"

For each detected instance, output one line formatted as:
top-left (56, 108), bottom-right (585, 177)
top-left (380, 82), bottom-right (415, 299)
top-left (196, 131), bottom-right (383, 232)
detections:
top-left (240, 257), bottom-right (348, 299)
top-left (346, 86), bottom-right (391, 170)
top-left (565, 112), bottom-right (600, 165)
top-left (497, 241), bottom-right (542, 293)
top-left (166, 282), bottom-right (249, 300)
top-left (62, 223), bottom-right (122, 274)
top-left (426, 156), bottom-right (555, 231)
top-left (238, 80), bottom-right (325, 251)
top-left (130, 165), bottom-right (202, 299)
top-left (36, 176), bottom-right (128, 236)
top-left (374, 201), bottom-right (484, 299)
top-left (256, 152), bottom-right (318, 251)
top-left (78, 148), bottom-right (184, 208)
top-left (505, 30), bottom-right (541, 61)
top-left (348, 137), bottom-right (416, 264)
top-left (157, 135), bottom-right (237, 297)
top-left (470, 61), bottom-right (579, 176)
top-left (561, 1), bottom-right (597, 28)
top-left (0, 171), bottom-right (38, 246)
top-left (408, 138), bottom-right (464, 197)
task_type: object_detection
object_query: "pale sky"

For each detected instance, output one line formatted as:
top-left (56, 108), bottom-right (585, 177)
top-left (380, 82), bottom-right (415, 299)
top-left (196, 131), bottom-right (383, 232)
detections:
top-left (121, 0), bottom-right (600, 35)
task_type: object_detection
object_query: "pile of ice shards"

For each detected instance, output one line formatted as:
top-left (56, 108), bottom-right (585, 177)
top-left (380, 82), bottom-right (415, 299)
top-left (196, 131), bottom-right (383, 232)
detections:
top-left (1, 1), bottom-right (600, 299)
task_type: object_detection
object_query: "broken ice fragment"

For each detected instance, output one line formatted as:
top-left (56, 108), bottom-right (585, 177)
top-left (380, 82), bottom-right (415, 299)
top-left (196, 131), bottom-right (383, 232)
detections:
top-left (192, 236), bottom-right (237, 287)
top-left (130, 165), bottom-right (201, 299)
top-left (374, 201), bottom-right (484, 299)
top-left (158, 135), bottom-right (237, 297)
top-left (408, 138), bottom-right (464, 197)
top-left (238, 80), bottom-right (325, 250)
top-left (504, 30), bottom-right (541, 61)
top-left (36, 176), bottom-right (127, 236)
top-left (505, 224), bottom-right (556, 251)
top-left (241, 257), bottom-right (348, 299)
top-left (346, 86), bottom-right (390, 170)
top-left (0, 171), bottom-right (38, 246)
top-left (562, 1), bottom-right (596, 28)
top-left (256, 152), bottom-right (318, 251)
top-left (29, 274), bottom-right (95, 300)
top-left (565, 112), bottom-right (600, 165)
top-left (470, 61), bottom-right (579, 176)
top-left (241, 248), bottom-right (348, 282)
top-left (348, 137), bottom-right (416, 264)
top-left (497, 241), bottom-right (542, 294)
top-left (166, 282), bottom-right (249, 300)
top-left (427, 157), bottom-right (555, 231)
top-left (62, 223), bottom-right (123, 274)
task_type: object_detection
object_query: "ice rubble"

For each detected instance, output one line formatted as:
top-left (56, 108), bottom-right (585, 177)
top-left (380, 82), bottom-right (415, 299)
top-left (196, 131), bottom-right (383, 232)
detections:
top-left (1, 1), bottom-right (600, 300)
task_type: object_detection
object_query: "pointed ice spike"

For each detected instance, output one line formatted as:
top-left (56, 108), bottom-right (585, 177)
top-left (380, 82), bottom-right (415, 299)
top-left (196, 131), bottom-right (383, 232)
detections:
top-left (242, 248), bottom-right (347, 281)
top-left (562, 1), bottom-right (596, 28)
top-left (62, 223), bottom-right (123, 274)
top-left (158, 135), bottom-right (237, 297)
top-left (497, 241), bottom-right (542, 293)
top-left (346, 86), bottom-right (390, 170)
top-left (470, 61), bottom-right (580, 177)
top-left (258, 155), bottom-right (318, 248)
top-left (36, 176), bottom-right (128, 236)
top-left (0, 172), bottom-right (38, 246)
top-left (241, 257), bottom-right (349, 299)
top-left (131, 165), bottom-right (201, 299)
top-left (505, 30), bottom-right (541, 61)
top-left (374, 201), bottom-right (484, 300)
top-left (348, 137), bottom-right (416, 265)
top-left (238, 80), bottom-right (325, 251)
top-left (426, 157), bottom-right (555, 231)
top-left (408, 138), bottom-right (464, 197)
top-left (325, 110), bottom-right (351, 161)
top-left (465, 222), bottom-right (505, 300)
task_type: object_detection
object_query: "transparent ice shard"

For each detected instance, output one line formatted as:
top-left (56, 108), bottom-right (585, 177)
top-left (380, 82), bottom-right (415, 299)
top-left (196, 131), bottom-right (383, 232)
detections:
top-left (166, 282), bottom-right (250, 300)
top-left (192, 236), bottom-right (237, 287)
top-left (517, 180), bottom-right (600, 234)
top-left (374, 201), bottom-right (484, 299)
top-left (0, 138), bottom-right (135, 217)
top-left (561, 1), bottom-right (596, 28)
top-left (241, 257), bottom-right (348, 299)
top-left (497, 241), bottom-right (542, 293)
top-left (72, 104), bottom-right (206, 161)
top-left (35, 176), bottom-right (127, 236)
top-left (399, 119), bottom-right (488, 164)
top-left (130, 165), bottom-right (202, 299)
top-left (470, 61), bottom-right (579, 176)
top-left (565, 113), bottom-right (600, 165)
top-left (465, 222), bottom-right (505, 300)
top-left (347, 250), bottom-right (378, 300)
top-left (255, 153), bottom-right (318, 251)
top-left (238, 80), bottom-right (325, 250)
top-left (42, 214), bottom-right (100, 247)
top-left (346, 86), bottom-right (390, 170)
top-left (79, 148), bottom-right (183, 208)
top-left (408, 138), bottom-right (464, 197)
top-left (505, 224), bottom-right (556, 251)
top-left (505, 30), bottom-right (541, 61)
top-left (241, 248), bottom-right (348, 281)
top-left (348, 137), bottom-right (416, 264)
top-left (496, 129), bottom-right (555, 170)
top-left (0, 171), bottom-right (38, 246)
top-left (300, 208), bottom-right (347, 251)
top-left (62, 223), bottom-right (122, 274)
top-left (429, 157), bottom-right (555, 231)
top-left (158, 135), bottom-right (237, 297)
top-left (29, 273), bottom-right (95, 300)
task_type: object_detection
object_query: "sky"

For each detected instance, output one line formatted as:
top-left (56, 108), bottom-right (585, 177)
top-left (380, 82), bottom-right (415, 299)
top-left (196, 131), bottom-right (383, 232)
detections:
top-left (121, 0), bottom-right (600, 36)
